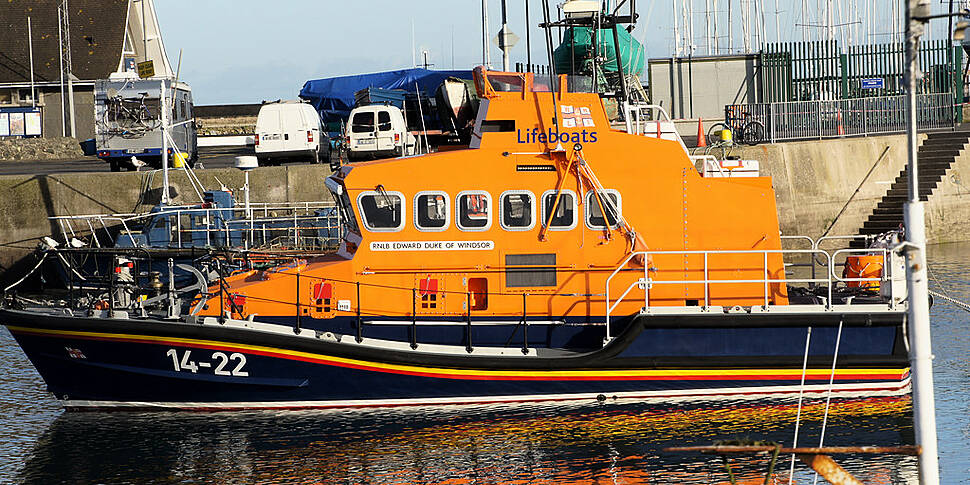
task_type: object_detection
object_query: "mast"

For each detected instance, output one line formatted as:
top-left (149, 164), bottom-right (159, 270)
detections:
top-left (482, 0), bottom-right (492, 68)
top-left (501, 0), bottom-right (510, 71)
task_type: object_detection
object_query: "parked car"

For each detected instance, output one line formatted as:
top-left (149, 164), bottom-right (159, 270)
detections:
top-left (346, 105), bottom-right (416, 161)
top-left (255, 100), bottom-right (329, 165)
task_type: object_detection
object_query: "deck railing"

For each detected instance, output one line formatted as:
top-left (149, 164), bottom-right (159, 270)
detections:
top-left (603, 247), bottom-right (897, 342)
top-left (50, 202), bottom-right (342, 252)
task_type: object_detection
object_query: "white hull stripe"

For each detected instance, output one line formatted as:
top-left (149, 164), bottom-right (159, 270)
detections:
top-left (63, 378), bottom-right (911, 411)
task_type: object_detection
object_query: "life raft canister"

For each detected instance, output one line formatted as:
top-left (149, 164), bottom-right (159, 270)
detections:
top-left (843, 255), bottom-right (884, 289)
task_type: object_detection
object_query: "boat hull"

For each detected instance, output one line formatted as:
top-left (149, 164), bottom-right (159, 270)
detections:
top-left (2, 308), bottom-right (911, 410)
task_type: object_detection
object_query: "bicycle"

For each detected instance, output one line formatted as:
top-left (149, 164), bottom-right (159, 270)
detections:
top-left (707, 107), bottom-right (767, 146)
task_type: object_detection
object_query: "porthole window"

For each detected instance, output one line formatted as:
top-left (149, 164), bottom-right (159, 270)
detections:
top-left (500, 190), bottom-right (535, 231)
top-left (414, 191), bottom-right (449, 231)
top-left (541, 190), bottom-right (577, 230)
top-left (456, 191), bottom-right (492, 231)
top-left (357, 191), bottom-right (405, 232)
top-left (585, 190), bottom-right (621, 229)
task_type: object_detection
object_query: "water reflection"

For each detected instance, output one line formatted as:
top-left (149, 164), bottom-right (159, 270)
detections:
top-left (17, 398), bottom-right (915, 484)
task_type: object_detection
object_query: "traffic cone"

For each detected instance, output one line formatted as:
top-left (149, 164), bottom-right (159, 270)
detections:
top-left (695, 118), bottom-right (707, 148)
top-left (837, 111), bottom-right (845, 136)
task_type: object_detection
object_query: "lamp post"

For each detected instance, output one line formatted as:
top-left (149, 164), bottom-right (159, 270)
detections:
top-left (902, 0), bottom-right (951, 482)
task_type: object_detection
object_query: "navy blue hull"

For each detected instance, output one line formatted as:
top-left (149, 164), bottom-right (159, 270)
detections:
top-left (2, 309), bottom-right (912, 409)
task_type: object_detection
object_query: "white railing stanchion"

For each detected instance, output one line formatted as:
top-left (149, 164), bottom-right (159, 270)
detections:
top-left (703, 252), bottom-right (709, 307)
top-left (763, 251), bottom-right (769, 307)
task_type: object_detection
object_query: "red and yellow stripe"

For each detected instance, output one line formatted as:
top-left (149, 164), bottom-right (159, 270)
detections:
top-left (9, 326), bottom-right (910, 383)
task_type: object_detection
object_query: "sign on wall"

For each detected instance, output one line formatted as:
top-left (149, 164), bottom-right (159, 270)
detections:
top-left (0, 107), bottom-right (43, 138)
top-left (137, 60), bottom-right (155, 79)
top-left (861, 78), bottom-right (885, 90)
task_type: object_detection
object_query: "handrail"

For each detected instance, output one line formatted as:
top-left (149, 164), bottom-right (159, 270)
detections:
top-left (605, 249), bottom-right (840, 342)
top-left (813, 234), bottom-right (868, 250)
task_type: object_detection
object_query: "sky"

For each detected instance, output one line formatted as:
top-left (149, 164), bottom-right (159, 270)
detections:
top-left (156, 1), bottom-right (586, 105)
top-left (154, 0), bottom-right (953, 105)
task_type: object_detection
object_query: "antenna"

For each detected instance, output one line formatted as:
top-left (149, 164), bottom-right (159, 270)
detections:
top-left (541, 0), bottom-right (562, 149)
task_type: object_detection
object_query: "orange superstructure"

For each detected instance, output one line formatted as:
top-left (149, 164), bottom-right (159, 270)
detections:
top-left (199, 68), bottom-right (788, 322)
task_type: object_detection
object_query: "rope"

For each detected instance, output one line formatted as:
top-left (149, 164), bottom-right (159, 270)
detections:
top-left (3, 252), bottom-right (48, 293)
top-left (818, 146), bottom-right (891, 239)
top-left (929, 289), bottom-right (970, 313)
top-left (812, 318), bottom-right (844, 485)
top-left (927, 263), bottom-right (970, 313)
top-left (787, 326), bottom-right (813, 485)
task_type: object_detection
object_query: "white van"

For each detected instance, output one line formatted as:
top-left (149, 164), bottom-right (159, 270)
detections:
top-left (346, 105), bottom-right (417, 161)
top-left (255, 100), bottom-right (329, 165)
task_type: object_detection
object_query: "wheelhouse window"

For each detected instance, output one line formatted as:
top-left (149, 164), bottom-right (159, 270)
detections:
top-left (541, 190), bottom-right (577, 230)
top-left (351, 112), bottom-right (375, 133)
top-left (357, 191), bottom-right (405, 232)
top-left (456, 191), bottom-right (491, 231)
top-left (415, 191), bottom-right (449, 231)
top-left (326, 178), bottom-right (359, 234)
top-left (585, 190), bottom-right (621, 229)
top-left (500, 190), bottom-right (535, 231)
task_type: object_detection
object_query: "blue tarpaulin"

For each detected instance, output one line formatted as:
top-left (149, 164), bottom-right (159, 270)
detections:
top-left (299, 68), bottom-right (473, 124)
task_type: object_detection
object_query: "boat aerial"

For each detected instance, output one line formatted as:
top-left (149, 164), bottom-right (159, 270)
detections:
top-left (1, 68), bottom-right (911, 410)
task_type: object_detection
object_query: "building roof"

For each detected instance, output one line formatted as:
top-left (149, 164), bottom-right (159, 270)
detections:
top-left (0, 0), bottom-right (129, 84)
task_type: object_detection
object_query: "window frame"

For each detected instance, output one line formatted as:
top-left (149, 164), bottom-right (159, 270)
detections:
top-left (540, 189), bottom-right (578, 231)
top-left (377, 110), bottom-right (393, 132)
top-left (413, 190), bottom-right (450, 232)
top-left (356, 190), bottom-right (406, 233)
top-left (499, 190), bottom-right (537, 232)
top-left (584, 189), bottom-right (622, 230)
top-left (455, 190), bottom-right (493, 232)
top-left (351, 111), bottom-right (376, 133)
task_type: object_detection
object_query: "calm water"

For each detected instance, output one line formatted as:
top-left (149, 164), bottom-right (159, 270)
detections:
top-left (1, 243), bottom-right (968, 484)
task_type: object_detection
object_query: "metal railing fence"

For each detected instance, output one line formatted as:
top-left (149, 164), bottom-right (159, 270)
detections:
top-left (725, 92), bottom-right (954, 143)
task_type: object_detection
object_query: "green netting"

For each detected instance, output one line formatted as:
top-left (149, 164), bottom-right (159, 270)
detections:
top-left (553, 26), bottom-right (645, 76)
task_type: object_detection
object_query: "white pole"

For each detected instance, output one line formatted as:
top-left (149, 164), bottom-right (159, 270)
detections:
top-left (67, 76), bottom-right (76, 138)
top-left (27, 17), bottom-right (35, 108)
top-left (711, 0), bottom-right (721, 54)
top-left (161, 79), bottom-right (170, 205)
top-left (673, 0), bottom-right (680, 55)
top-left (142, 0), bottom-right (148, 61)
top-left (483, 0), bottom-right (491, 68)
top-left (244, 170), bottom-right (251, 219)
top-left (904, 0), bottom-right (940, 482)
top-left (58, 10), bottom-right (65, 137)
top-left (774, 0), bottom-right (780, 42)
top-left (500, 0), bottom-right (510, 72)
top-left (411, 18), bottom-right (416, 67)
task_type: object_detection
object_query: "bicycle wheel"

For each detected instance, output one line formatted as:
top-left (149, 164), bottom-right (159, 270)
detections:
top-left (742, 121), bottom-right (766, 146)
top-left (706, 123), bottom-right (731, 147)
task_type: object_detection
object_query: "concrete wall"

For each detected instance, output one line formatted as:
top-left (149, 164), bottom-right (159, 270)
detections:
top-left (0, 164), bottom-right (333, 285)
top-left (2, 134), bottom-right (969, 284)
top-left (732, 133), bottom-right (970, 244)
top-left (648, 55), bottom-right (759, 120)
top-left (39, 87), bottom-right (96, 140)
